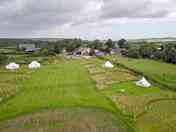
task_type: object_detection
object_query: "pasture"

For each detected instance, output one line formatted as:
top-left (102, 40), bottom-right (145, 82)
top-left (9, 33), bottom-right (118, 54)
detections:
top-left (0, 54), bottom-right (176, 132)
top-left (0, 56), bottom-right (132, 132)
top-left (105, 55), bottom-right (176, 90)
top-left (100, 55), bottom-right (176, 132)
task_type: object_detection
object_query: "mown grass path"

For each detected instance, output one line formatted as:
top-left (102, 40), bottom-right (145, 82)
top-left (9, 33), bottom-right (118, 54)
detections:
top-left (0, 60), bottom-right (132, 132)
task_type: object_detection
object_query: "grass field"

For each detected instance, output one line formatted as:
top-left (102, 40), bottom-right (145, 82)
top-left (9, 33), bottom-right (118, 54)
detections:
top-left (0, 57), bottom-right (132, 132)
top-left (102, 81), bottom-right (176, 117)
top-left (80, 58), bottom-right (139, 90)
top-left (0, 55), bottom-right (176, 132)
top-left (99, 55), bottom-right (176, 132)
top-left (105, 55), bottom-right (176, 90)
top-left (0, 107), bottom-right (128, 132)
top-left (0, 66), bottom-right (31, 102)
top-left (136, 100), bottom-right (176, 132)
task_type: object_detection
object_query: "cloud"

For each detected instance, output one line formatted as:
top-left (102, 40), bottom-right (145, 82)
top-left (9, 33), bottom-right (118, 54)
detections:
top-left (0, 0), bottom-right (95, 36)
top-left (100, 0), bottom-right (175, 19)
top-left (0, 0), bottom-right (175, 38)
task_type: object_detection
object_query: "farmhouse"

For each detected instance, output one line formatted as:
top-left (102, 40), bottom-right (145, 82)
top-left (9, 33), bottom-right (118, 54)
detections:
top-left (74, 48), bottom-right (91, 56)
top-left (110, 48), bottom-right (122, 55)
top-left (18, 43), bottom-right (40, 52)
top-left (95, 50), bottom-right (105, 57)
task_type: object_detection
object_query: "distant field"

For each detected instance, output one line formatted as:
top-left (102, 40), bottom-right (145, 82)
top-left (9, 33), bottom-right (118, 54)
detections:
top-left (105, 55), bottom-right (176, 90)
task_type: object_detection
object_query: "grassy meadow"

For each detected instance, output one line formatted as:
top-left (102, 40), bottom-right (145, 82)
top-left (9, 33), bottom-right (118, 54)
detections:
top-left (99, 55), bottom-right (176, 132)
top-left (0, 54), bottom-right (176, 132)
top-left (105, 55), bottom-right (176, 90)
top-left (0, 56), bottom-right (132, 132)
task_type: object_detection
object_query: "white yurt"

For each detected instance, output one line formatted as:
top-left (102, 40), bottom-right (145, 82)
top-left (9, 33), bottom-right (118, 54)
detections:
top-left (6, 62), bottom-right (20, 70)
top-left (28, 61), bottom-right (41, 69)
top-left (104, 61), bottom-right (114, 68)
top-left (136, 77), bottom-right (151, 87)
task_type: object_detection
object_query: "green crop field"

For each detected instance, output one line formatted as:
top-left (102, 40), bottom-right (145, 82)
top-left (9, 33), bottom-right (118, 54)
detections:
top-left (105, 55), bottom-right (176, 90)
top-left (0, 57), bottom-right (132, 132)
top-left (101, 55), bottom-right (176, 132)
top-left (0, 54), bottom-right (176, 132)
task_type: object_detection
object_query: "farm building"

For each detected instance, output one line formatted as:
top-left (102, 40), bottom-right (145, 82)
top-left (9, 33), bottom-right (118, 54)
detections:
top-left (74, 48), bottom-right (91, 56)
top-left (95, 50), bottom-right (105, 57)
top-left (110, 48), bottom-right (122, 55)
top-left (18, 43), bottom-right (40, 52)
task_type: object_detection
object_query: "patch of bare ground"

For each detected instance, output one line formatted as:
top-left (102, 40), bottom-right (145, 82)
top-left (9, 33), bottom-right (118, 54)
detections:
top-left (0, 108), bottom-right (127, 132)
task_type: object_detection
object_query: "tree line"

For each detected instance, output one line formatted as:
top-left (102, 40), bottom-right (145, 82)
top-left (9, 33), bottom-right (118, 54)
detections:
top-left (121, 41), bottom-right (176, 64)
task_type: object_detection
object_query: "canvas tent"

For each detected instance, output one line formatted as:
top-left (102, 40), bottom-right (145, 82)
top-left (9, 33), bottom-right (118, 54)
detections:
top-left (6, 62), bottom-right (20, 70)
top-left (104, 61), bottom-right (114, 68)
top-left (28, 61), bottom-right (41, 69)
top-left (136, 77), bottom-right (151, 87)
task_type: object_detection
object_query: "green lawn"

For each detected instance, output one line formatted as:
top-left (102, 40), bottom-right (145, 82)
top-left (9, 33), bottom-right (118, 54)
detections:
top-left (106, 55), bottom-right (176, 90)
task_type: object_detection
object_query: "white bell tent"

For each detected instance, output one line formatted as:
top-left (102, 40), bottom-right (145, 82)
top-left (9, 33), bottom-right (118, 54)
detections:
top-left (136, 77), bottom-right (151, 88)
top-left (104, 61), bottom-right (114, 68)
top-left (6, 62), bottom-right (20, 70)
top-left (28, 61), bottom-right (41, 69)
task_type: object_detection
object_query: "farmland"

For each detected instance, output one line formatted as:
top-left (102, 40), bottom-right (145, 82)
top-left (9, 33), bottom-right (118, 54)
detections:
top-left (0, 54), bottom-right (176, 132)
top-left (81, 56), bottom-right (176, 132)
top-left (0, 56), bottom-right (132, 132)
top-left (105, 55), bottom-right (176, 90)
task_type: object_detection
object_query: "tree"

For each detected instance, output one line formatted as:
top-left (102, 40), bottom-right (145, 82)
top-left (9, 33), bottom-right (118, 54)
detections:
top-left (139, 44), bottom-right (156, 58)
top-left (118, 39), bottom-right (127, 48)
top-left (163, 45), bottom-right (176, 64)
top-left (54, 44), bottom-right (62, 54)
top-left (105, 39), bottom-right (114, 49)
top-left (40, 48), bottom-right (51, 56)
top-left (127, 47), bottom-right (140, 58)
top-left (65, 43), bottom-right (75, 52)
top-left (64, 39), bottom-right (82, 53)
top-left (91, 40), bottom-right (103, 50)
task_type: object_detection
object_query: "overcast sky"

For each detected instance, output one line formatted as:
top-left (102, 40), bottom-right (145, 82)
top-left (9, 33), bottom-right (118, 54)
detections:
top-left (0, 0), bottom-right (176, 40)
